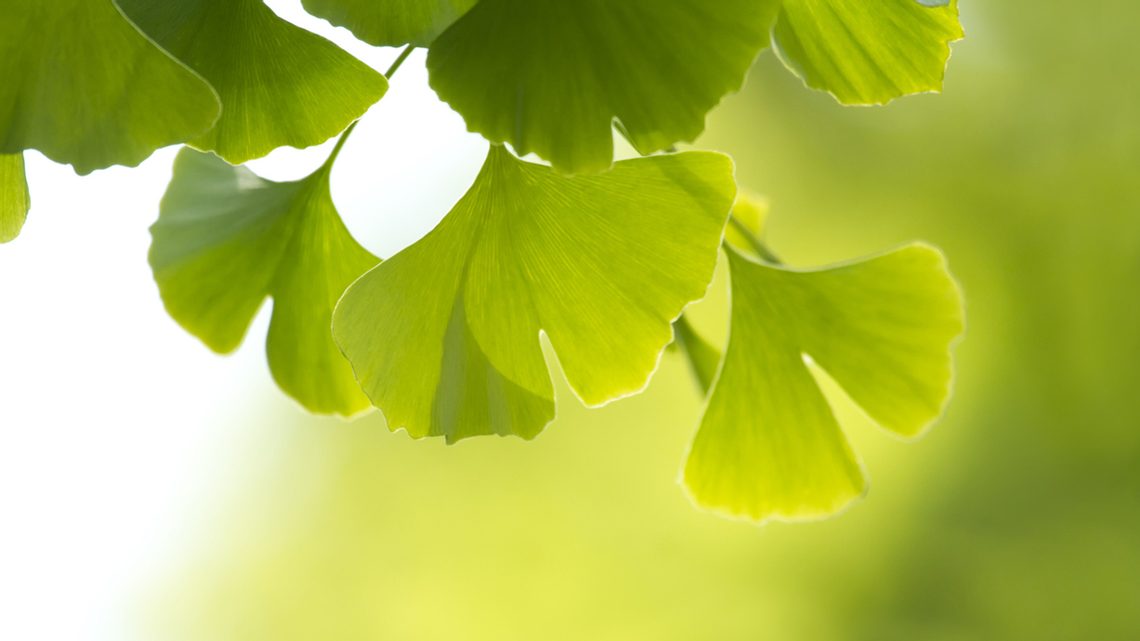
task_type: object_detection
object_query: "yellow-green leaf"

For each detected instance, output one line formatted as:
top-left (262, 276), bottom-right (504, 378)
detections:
top-left (773, 0), bottom-right (963, 105)
top-left (150, 147), bottom-right (379, 416)
top-left (683, 244), bottom-right (964, 523)
top-left (118, 0), bottom-right (388, 164)
top-left (333, 146), bottom-right (736, 442)
top-left (1, 155), bottom-right (30, 244)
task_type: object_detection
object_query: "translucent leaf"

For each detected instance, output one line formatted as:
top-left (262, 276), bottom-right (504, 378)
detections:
top-left (301, 0), bottom-right (476, 47)
top-left (1, 155), bottom-right (29, 244)
top-left (150, 148), bottom-right (379, 416)
top-left (0, 0), bottom-right (220, 175)
top-left (683, 244), bottom-right (964, 523)
top-left (333, 146), bottom-right (736, 442)
top-left (723, 192), bottom-right (770, 257)
top-left (773, 0), bottom-right (963, 105)
top-left (426, 0), bottom-right (779, 174)
top-left (118, 0), bottom-right (388, 165)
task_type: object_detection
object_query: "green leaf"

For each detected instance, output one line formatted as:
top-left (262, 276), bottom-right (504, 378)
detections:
top-left (301, 0), bottom-right (477, 47)
top-left (683, 244), bottom-right (964, 523)
top-left (118, 0), bottom-right (388, 165)
top-left (0, 0), bottom-right (219, 175)
top-left (427, 0), bottom-right (779, 174)
top-left (772, 0), bottom-right (963, 105)
top-left (150, 147), bottom-right (379, 416)
top-left (1, 155), bottom-right (29, 244)
top-left (333, 146), bottom-right (736, 442)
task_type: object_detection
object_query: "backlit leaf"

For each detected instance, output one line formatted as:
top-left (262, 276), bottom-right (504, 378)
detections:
top-left (118, 0), bottom-right (389, 164)
top-left (1, 155), bottom-right (29, 244)
top-left (683, 244), bottom-right (964, 523)
top-left (772, 0), bottom-right (963, 105)
top-left (301, 0), bottom-right (476, 47)
top-left (150, 147), bottom-right (379, 416)
top-left (0, 0), bottom-right (219, 175)
top-left (333, 146), bottom-right (736, 442)
top-left (724, 192), bottom-right (771, 257)
top-left (427, 0), bottom-right (779, 174)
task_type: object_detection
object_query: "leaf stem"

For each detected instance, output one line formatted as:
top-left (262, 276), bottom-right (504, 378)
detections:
top-left (384, 44), bottom-right (416, 79)
top-left (727, 214), bottom-right (782, 264)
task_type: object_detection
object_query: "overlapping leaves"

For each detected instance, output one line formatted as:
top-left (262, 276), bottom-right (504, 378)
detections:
top-left (0, 0), bottom-right (969, 525)
top-left (150, 147), bottom-right (378, 416)
top-left (0, 0), bottom-right (220, 174)
top-left (118, 0), bottom-right (388, 164)
top-left (333, 147), bottom-right (736, 442)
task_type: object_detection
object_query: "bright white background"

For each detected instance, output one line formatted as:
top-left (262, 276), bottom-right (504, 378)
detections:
top-left (0, 3), bottom-right (487, 639)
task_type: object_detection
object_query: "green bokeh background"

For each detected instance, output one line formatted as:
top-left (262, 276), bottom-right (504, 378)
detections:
top-left (148, 2), bottom-right (1140, 638)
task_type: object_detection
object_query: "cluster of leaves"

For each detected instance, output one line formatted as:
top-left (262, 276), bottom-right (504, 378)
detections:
top-left (0, 0), bottom-right (964, 523)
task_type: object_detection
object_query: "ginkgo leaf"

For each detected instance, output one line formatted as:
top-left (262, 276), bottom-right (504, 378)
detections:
top-left (0, 0), bottom-right (219, 175)
top-left (301, 0), bottom-right (476, 47)
top-left (118, 0), bottom-right (388, 165)
top-left (150, 146), bottom-right (379, 416)
top-left (426, 0), bottom-right (779, 174)
top-left (1, 155), bottom-right (29, 244)
top-left (683, 244), bottom-right (964, 523)
top-left (772, 0), bottom-right (963, 105)
top-left (333, 146), bottom-right (736, 442)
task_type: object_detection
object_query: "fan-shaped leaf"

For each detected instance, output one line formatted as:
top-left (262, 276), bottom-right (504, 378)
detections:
top-left (150, 148), bottom-right (378, 416)
top-left (1, 155), bottom-right (29, 244)
top-left (301, 0), bottom-right (476, 47)
top-left (683, 244), bottom-right (964, 523)
top-left (772, 0), bottom-right (963, 105)
top-left (0, 0), bottom-right (220, 175)
top-left (427, 0), bottom-right (779, 174)
top-left (118, 0), bottom-right (389, 165)
top-left (333, 146), bottom-right (736, 442)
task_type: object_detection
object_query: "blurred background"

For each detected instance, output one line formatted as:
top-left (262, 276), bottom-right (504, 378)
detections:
top-left (2, 1), bottom-right (1137, 639)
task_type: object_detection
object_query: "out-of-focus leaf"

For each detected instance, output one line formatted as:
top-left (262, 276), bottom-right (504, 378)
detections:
top-left (1, 155), bottom-right (29, 244)
top-left (773, 0), bottom-right (963, 105)
top-left (724, 192), bottom-right (770, 257)
top-left (0, 0), bottom-right (219, 174)
top-left (118, 0), bottom-right (388, 165)
top-left (333, 146), bottom-right (735, 442)
top-left (427, 0), bottom-right (779, 174)
top-left (301, 0), bottom-right (476, 47)
top-left (673, 317), bottom-right (721, 396)
top-left (150, 147), bottom-right (378, 416)
top-left (684, 244), bottom-right (964, 523)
